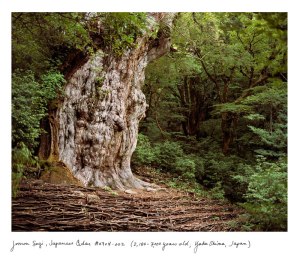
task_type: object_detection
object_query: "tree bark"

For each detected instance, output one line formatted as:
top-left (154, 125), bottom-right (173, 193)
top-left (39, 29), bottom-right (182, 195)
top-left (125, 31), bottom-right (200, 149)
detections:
top-left (179, 76), bottom-right (209, 137)
top-left (221, 112), bottom-right (232, 156)
top-left (39, 13), bottom-right (176, 190)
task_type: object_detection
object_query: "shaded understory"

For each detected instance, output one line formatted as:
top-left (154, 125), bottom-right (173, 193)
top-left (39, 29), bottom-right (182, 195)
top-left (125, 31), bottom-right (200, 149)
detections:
top-left (12, 169), bottom-right (244, 232)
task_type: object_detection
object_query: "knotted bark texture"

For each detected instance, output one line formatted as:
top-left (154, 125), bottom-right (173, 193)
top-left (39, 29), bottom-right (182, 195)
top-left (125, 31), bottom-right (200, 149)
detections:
top-left (42, 13), bottom-right (175, 190)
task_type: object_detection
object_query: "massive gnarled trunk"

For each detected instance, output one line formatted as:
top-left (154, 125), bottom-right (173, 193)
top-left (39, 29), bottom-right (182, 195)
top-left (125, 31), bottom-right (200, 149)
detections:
top-left (39, 13), bottom-right (175, 190)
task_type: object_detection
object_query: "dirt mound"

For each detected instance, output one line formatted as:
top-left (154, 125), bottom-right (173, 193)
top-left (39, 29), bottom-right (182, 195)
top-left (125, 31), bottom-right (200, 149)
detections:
top-left (40, 161), bottom-right (83, 186)
top-left (12, 179), bottom-right (243, 231)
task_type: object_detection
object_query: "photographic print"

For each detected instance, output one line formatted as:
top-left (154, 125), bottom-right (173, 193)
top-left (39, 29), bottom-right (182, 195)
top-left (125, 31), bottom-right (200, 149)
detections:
top-left (11, 11), bottom-right (287, 232)
top-left (2, 1), bottom-right (298, 259)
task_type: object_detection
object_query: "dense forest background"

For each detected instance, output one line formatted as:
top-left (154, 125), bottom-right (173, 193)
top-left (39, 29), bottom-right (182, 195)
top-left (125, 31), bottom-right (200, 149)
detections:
top-left (12, 12), bottom-right (287, 231)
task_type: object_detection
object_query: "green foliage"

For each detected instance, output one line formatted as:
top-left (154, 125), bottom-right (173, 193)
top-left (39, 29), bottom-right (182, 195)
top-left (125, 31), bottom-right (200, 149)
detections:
top-left (12, 13), bottom-right (92, 74)
top-left (95, 76), bottom-right (105, 87)
top-left (12, 142), bottom-right (38, 197)
top-left (12, 70), bottom-right (65, 150)
top-left (12, 172), bottom-right (23, 199)
top-left (154, 141), bottom-right (185, 170)
top-left (132, 134), bottom-right (156, 166)
top-left (195, 151), bottom-right (229, 186)
top-left (96, 88), bottom-right (110, 100)
top-left (209, 182), bottom-right (225, 200)
top-left (12, 70), bottom-right (44, 149)
top-left (212, 103), bottom-right (251, 115)
top-left (154, 141), bottom-right (196, 177)
top-left (242, 81), bottom-right (287, 157)
top-left (41, 71), bottom-right (65, 100)
top-left (101, 12), bottom-right (148, 56)
top-left (12, 12), bottom-right (151, 71)
top-left (243, 82), bottom-right (287, 107)
top-left (12, 70), bottom-right (65, 197)
top-left (12, 142), bottom-right (36, 174)
top-left (242, 156), bottom-right (287, 231)
top-left (164, 173), bottom-right (225, 201)
top-left (243, 113), bottom-right (265, 121)
top-left (248, 124), bottom-right (287, 151)
top-left (133, 136), bottom-right (197, 178)
top-left (189, 148), bottom-right (251, 202)
top-left (174, 157), bottom-right (196, 179)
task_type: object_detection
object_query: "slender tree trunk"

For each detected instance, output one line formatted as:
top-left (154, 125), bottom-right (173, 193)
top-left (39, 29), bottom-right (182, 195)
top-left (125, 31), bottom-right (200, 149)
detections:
top-left (221, 112), bottom-right (233, 155)
top-left (39, 13), bottom-right (176, 190)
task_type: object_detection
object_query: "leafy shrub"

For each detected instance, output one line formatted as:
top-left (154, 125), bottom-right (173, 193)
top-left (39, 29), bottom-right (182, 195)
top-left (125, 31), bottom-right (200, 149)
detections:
top-left (174, 157), bottom-right (196, 178)
top-left (133, 137), bottom-right (197, 177)
top-left (195, 157), bottom-right (211, 186)
top-left (12, 70), bottom-right (65, 196)
top-left (155, 141), bottom-right (197, 177)
top-left (208, 181), bottom-right (225, 200)
top-left (12, 142), bottom-right (36, 173)
top-left (154, 141), bottom-right (184, 170)
top-left (223, 162), bottom-right (250, 202)
top-left (12, 172), bottom-right (23, 199)
top-left (132, 134), bottom-right (156, 166)
top-left (12, 70), bottom-right (65, 150)
top-left (12, 142), bottom-right (37, 197)
top-left (242, 156), bottom-right (287, 231)
top-left (194, 151), bottom-right (229, 187)
top-left (41, 70), bottom-right (65, 100)
top-left (194, 152), bottom-right (249, 202)
top-left (12, 70), bottom-right (45, 149)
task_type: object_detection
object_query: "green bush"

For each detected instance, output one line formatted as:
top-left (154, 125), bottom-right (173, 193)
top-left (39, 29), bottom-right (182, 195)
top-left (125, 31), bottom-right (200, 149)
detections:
top-left (242, 156), bottom-right (287, 230)
top-left (194, 151), bottom-right (228, 188)
top-left (12, 70), bottom-right (65, 150)
top-left (132, 134), bottom-right (156, 166)
top-left (223, 162), bottom-right (250, 202)
top-left (133, 137), bottom-right (197, 177)
top-left (193, 152), bottom-right (250, 202)
top-left (209, 181), bottom-right (225, 200)
top-left (12, 172), bottom-right (23, 199)
top-left (154, 141), bottom-right (184, 170)
top-left (155, 141), bottom-right (197, 177)
top-left (12, 142), bottom-right (37, 197)
top-left (12, 70), bottom-right (64, 196)
top-left (174, 157), bottom-right (196, 178)
top-left (12, 70), bottom-right (45, 149)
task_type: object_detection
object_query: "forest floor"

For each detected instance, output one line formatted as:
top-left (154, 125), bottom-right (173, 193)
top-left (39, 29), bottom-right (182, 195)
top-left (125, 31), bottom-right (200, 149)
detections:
top-left (12, 167), bottom-right (244, 231)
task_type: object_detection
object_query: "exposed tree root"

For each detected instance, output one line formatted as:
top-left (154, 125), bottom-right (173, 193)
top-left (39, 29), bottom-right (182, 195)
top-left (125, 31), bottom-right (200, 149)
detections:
top-left (94, 171), bottom-right (160, 191)
top-left (12, 179), bottom-right (244, 232)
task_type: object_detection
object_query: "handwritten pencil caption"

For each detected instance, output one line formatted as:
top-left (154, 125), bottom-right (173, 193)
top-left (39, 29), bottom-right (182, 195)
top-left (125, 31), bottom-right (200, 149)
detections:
top-left (10, 239), bottom-right (251, 253)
